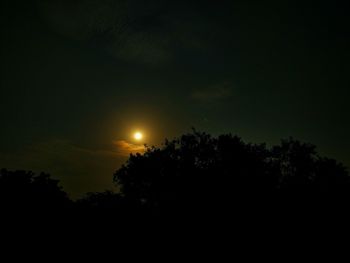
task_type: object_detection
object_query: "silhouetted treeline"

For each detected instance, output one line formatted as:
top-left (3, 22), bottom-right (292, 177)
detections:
top-left (1, 131), bottom-right (349, 217)
top-left (0, 169), bottom-right (71, 211)
top-left (113, 131), bottom-right (350, 216)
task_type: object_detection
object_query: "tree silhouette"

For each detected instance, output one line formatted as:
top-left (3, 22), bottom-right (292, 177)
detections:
top-left (0, 169), bottom-right (71, 211)
top-left (114, 131), bottom-right (350, 215)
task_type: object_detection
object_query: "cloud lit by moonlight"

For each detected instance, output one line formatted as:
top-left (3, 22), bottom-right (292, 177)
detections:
top-left (113, 140), bottom-right (145, 156)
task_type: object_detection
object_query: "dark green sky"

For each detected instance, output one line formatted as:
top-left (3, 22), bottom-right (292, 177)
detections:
top-left (1, 0), bottom-right (349, 198)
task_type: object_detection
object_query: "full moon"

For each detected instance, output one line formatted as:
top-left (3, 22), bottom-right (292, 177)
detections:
top-left (134, 132), bottom-right (143, 141)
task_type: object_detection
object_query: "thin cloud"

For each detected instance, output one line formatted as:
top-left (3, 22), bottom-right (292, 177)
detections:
top-left (0, 140), bottom-right (125, 198)
top-left (191, 82), bottom-right (233, 102)
top-left (38, 0), bottom-right (215, 65)
top-left (113, 140), bottom-right (146, 156)
top-left (0, 139), bottom-right (145, 198)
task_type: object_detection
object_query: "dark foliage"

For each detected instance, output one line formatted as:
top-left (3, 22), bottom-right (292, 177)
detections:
top-left (0, 169), bottom-right (71, 211)
top-left (114, 131), bottom-right (350, 216)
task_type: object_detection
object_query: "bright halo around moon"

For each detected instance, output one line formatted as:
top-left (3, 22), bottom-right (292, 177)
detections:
top-left (133, 132), bottom-right (143, 141)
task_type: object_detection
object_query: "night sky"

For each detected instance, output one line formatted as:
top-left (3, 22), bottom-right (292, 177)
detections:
top-left (1, 0), bottom-right (349, 198)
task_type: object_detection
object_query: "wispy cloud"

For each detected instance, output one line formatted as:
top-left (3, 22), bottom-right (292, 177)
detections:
top-left (191, 82), bottom-right (233, 102)
top-left (38, 0), bottom-right (215, 65)
top-left (112, 140), bottom-right (146, 156)
top-left (0, 139), bottom-right (145, 198)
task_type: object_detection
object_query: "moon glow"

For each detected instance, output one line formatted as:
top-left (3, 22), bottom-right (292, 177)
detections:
top-left (134, 132), bottom-right (143, 141)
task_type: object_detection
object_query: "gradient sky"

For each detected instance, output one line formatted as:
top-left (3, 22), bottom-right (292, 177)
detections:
top-left (1, 0), bottom-right (349, 198)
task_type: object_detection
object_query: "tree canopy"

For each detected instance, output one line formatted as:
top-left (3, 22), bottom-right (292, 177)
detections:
top-left (114, 131), bottom-right (349, 215)
top-left (0, 169), bottom-right (71, 211)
